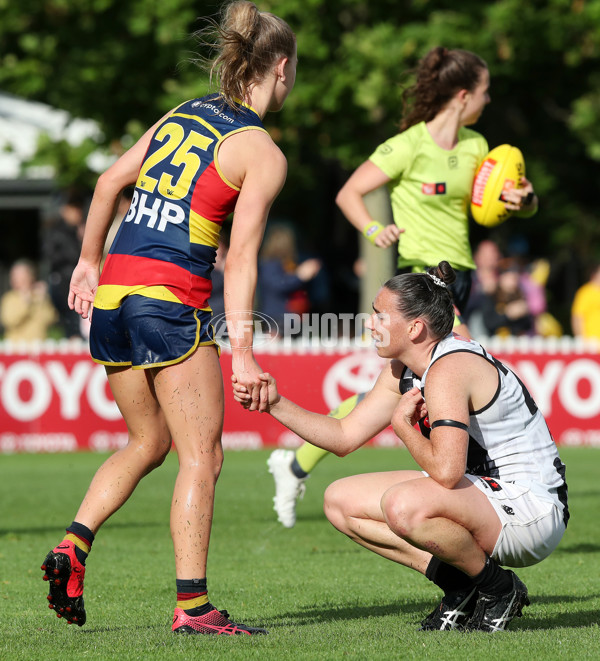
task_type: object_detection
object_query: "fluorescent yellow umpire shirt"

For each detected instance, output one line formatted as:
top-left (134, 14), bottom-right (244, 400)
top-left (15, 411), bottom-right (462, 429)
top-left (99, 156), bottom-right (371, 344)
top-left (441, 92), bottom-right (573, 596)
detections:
top-left (369, 121), bottom-right (488, 272)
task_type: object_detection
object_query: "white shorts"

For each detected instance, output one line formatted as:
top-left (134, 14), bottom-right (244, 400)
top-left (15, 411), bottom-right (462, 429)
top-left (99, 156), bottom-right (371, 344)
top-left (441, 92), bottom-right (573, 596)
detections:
top-left (467, 475), bottom-right (566, 568)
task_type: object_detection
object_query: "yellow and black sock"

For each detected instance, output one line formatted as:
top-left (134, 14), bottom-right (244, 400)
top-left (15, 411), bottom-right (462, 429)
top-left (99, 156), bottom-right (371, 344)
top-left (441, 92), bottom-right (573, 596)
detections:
top-left (64, 521), bottom-right (94, 565)
top-left (176, 578), bottom-right (212, 616)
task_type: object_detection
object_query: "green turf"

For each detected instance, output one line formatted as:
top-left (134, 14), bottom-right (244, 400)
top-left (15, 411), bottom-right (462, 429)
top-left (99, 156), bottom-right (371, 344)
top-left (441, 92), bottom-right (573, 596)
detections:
top-left (1, 447), bottom-right (598, 660)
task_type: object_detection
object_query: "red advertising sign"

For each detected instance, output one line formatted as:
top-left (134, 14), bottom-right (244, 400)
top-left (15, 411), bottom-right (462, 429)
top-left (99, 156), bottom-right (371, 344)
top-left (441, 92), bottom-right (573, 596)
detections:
top-left (1, 343), bottom-right (599, 453)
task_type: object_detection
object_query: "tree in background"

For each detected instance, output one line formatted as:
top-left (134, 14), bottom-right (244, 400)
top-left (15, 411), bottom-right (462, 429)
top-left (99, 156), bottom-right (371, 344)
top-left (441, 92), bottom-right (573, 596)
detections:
top-left (2, 0), bottom-right (600, 324)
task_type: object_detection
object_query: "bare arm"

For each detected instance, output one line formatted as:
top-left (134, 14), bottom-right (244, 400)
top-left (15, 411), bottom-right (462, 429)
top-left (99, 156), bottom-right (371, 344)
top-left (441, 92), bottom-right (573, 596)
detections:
top-left (336, 160), bottom-right (401, 248)
top-left (391, 353), bottom-right (497, 488)
top-left (234, 361), bottom-right (402, 455)
top-left (69, 115), bottom-right (168, 318)
top-left (220, 130), bottom-right (288, 411)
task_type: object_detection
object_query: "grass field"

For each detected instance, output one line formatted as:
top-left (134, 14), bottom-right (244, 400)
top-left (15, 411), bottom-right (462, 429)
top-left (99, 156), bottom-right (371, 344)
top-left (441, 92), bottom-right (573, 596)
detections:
top-left (1, 447), bottom-right (599, 660)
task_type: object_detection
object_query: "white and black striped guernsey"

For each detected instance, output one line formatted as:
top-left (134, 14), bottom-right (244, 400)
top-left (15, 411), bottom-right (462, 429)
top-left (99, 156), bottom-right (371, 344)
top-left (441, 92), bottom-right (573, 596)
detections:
top-left (400, 334), bottom-right (569, 526)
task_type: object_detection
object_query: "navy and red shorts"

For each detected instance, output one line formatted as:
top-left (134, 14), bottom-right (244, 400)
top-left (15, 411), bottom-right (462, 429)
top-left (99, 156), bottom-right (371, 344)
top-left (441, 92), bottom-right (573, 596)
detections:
top-left (90, 295), bottom-right (217, 369)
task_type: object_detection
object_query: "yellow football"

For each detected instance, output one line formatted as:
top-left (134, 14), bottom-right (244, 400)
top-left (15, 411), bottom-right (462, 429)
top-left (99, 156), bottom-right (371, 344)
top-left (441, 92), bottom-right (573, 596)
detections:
top-left (471, 144), bottom-right (525, 227)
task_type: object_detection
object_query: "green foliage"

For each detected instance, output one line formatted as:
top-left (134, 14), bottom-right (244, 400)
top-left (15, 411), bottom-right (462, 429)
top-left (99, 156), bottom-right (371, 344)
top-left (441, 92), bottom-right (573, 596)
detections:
top-left (2, 0), bottom-right (600, 281)
top-left (0, 447), bottom-right (599, 660)
top-left (27, 134), bottom-right (110, 189)
top-left (0, 0), bottom-right (203, 132)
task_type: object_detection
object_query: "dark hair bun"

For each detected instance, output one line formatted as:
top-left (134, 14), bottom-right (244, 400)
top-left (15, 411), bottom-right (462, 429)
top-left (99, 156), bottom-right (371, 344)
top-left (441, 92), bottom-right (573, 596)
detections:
top-left (429, 261), bottom-right (456, 286)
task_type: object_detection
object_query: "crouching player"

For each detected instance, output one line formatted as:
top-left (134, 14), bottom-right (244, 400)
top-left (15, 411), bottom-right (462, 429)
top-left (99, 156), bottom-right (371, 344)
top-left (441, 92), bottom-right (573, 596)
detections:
top-left (235, 262), bottom-right (569, 632)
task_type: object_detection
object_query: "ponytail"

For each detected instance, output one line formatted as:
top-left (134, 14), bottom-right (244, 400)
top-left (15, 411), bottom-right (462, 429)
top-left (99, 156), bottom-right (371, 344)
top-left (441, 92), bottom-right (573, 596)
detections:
top-left (193, 1), bottom-right (295, 110)
top-left (400, 47), bottom-right (487, 131)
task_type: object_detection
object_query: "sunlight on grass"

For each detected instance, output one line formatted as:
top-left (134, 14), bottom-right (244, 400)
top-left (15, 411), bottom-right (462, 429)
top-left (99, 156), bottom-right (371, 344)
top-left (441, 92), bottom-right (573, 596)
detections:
top-left (0, 447), bottom-right (598, 660)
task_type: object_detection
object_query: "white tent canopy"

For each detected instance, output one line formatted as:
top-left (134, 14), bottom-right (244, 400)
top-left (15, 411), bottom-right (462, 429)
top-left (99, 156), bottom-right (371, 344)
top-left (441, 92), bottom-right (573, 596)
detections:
top-left (0, 91), bottom-right (114, 180)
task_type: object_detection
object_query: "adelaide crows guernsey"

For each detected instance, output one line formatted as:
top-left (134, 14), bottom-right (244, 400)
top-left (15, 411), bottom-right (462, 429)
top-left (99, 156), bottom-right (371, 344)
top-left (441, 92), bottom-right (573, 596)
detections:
top-left (94, 96), bottom-right (267, 312)
top-left (369, 122), bottom-right (488, 272)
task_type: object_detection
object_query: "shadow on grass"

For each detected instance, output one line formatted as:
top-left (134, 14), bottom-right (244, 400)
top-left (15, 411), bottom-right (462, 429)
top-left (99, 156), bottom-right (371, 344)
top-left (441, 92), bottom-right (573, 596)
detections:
top-left (523, 593), bottom-right (600, 629)
top-left (267, 593), bottom-right (600, 631)
top-left (41, 596), bottom-right (600, 635)
top-left (0, 521), bottom-right (163, 536)
top-left (533, 593), bottom-right (600, 605)
top-left (78, 625), bottom-right (163, 634)
top-left (520, 608), bottom-right (600, 630)
top-left (267, 599), bottom-right (431, 627)
top-left (554, 543), bottom-right (600, 554)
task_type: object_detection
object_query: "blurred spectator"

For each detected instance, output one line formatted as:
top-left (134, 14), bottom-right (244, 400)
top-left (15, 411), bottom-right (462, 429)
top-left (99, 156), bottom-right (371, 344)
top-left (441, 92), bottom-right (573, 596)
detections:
top-left (481, 258), bottom-right (534, 337)
top-left (467, 244), bottom-right (562, 339)
top-left (473, 240), bottom-right (503, 296)
top-left (0, 259), bottom-right (58, 341)
top-left (464, 240), bottom-right (502, 339)
top-left (524, 258), bottom-right (562, 337)
top-left (41, 189), bottom-right (87, 339)
top-left (257, 224), bottom-right (322, 334)
top-left (571, 261), bottom-right (600, 341)
top-left (503, 235), bottom-right (562, 336)
top-left (520, 259), bottom-right (547, 319)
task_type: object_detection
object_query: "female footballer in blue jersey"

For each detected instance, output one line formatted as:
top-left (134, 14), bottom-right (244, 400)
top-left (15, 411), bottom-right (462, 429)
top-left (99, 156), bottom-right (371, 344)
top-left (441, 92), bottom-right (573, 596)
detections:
top-left (268, 47), bottom-right (540, 529)
top-left (41, 1), bottom-right (296, 635)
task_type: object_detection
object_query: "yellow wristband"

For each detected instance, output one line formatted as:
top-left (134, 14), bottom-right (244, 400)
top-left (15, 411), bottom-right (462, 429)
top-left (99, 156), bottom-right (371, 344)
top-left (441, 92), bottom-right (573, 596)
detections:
top-left (362, 221), bottom-right (384, 245)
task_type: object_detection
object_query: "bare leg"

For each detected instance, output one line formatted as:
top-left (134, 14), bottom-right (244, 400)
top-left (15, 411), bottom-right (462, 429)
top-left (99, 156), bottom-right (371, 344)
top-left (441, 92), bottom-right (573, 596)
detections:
top-left (325, 471), bottom-right (502, 577)
top-left (74, 366), bottom-right (171, 533)
top-left (324, 470), bottom-right (432, 575)
top-left (381, 476), bottom-right (501, 576)
top-left (152, 346), bottom-right (224, 579)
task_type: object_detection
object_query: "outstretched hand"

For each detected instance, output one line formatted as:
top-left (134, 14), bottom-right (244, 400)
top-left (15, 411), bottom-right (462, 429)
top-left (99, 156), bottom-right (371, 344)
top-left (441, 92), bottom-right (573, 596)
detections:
top-left (232, 372), bottom-right (280, 412)
top-left (68, 260), bottom-right (99, 320)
